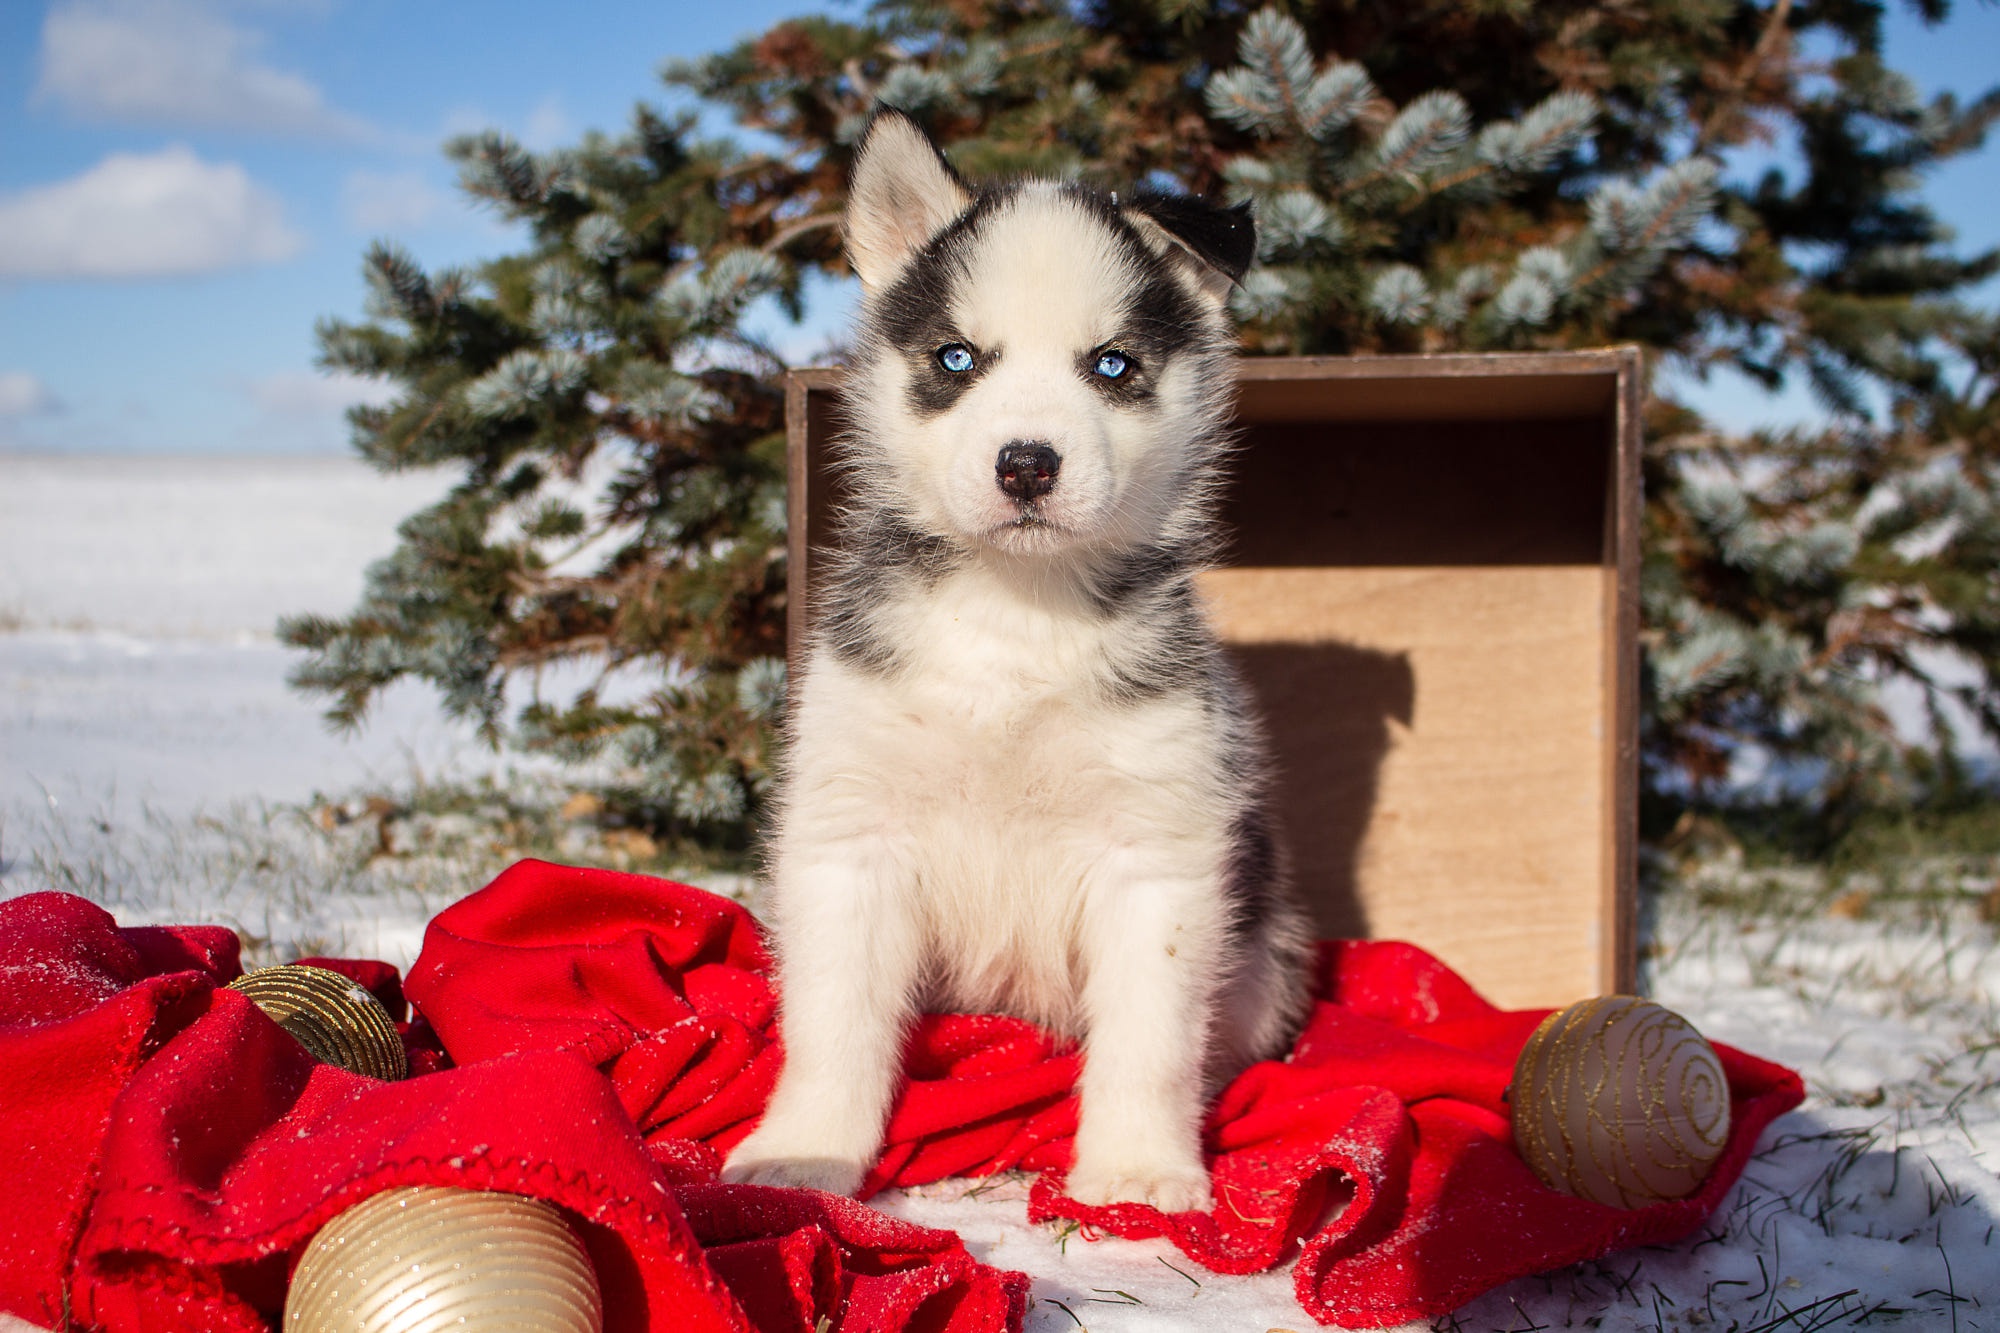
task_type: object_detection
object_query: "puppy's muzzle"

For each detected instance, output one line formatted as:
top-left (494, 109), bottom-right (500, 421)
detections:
top-left (996, 441), bottom-right (1060, 501)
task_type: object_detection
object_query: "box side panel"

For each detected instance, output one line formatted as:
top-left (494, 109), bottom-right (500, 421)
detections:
top-left (1603, 348), bottom-right (1644, 994)
top-left (785, 374), bottom-right (815, 666)
top-left (790, 382), bottom-right (846, 661)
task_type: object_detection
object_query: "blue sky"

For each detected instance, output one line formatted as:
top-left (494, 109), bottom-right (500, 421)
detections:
top-left (0, 0), bottom-right (1996, 455)
top-left (0, 0), bottom-right (824, 454)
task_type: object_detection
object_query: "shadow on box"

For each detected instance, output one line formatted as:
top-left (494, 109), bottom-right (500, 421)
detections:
top-left (1233, 641), bottom-right (1412, 941)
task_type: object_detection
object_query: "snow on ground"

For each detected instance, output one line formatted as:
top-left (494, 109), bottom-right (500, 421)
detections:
top-left (3, 454), bottom-right (1998, 1330)
top-left (1, 630), bottom-right (499, 824)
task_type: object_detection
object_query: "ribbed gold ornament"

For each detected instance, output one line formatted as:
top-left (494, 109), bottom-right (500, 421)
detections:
top-left (285, 1187), bottom-right (603, 1333)
top-left (1510, 995), bottom-right (1730, 1209)
top-left (228, 964), bottom-right (408, 1082)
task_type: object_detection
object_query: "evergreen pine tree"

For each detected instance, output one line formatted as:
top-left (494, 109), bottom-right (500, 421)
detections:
top-left (281, 113), bottom-right (828, 854)
top-left (296, 0), bottom-right (2000, 852)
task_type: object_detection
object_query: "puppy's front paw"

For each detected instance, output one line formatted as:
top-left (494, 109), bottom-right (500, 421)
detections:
top-left (721, 1124), bottom-right (870, 1196)
top-left (1065, 1158), bottom-right (1214, 1214)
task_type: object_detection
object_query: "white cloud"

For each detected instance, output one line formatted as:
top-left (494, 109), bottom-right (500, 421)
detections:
top-left (0, 372), bottom-right (64, 417)
top-left (522, 96), bottom-right (573, 151)
top-left (341, 170), bottom-right (447, 232)
top-left (34, 0), bottom-right (369, 138)
top-left (0, 145), bottom-right (303, 279)
top-left (244, 369), bottom-right (397, 417)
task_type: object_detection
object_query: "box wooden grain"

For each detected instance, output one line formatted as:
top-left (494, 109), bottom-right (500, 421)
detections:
top-left (785, 349), bottom-right (1641, 1010)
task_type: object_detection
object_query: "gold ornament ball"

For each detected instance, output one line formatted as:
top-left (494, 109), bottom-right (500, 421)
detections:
top-left (228, 964), bottom-right (408, 1082)
top-left (286, 1186), bottom-right (603, 1333)
top-left (1510, 995), bottom-right (1731, 1209)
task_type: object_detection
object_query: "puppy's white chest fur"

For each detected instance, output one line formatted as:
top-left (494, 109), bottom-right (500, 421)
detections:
top-left (791, 565), bottom-right (1223, 1031)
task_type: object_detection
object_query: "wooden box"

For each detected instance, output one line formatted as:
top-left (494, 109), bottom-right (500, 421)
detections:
top-left (785, 350), bottom-right (1641, 1010)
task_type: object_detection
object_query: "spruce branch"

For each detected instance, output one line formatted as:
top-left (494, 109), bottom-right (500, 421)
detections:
top-left (1350, 90), bottom-right (1472, 188)
top-left (1367, 265), bottom-right (1431, 324)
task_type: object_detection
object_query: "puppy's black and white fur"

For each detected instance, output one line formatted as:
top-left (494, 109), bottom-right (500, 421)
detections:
top-left (722, 110), bottom-right (1312, 1212)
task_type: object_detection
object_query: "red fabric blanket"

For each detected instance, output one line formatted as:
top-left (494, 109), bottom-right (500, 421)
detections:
top-left (0, 861), bottom-right (1804, 1331)
top-left (0, 888), bottom-right (1020, 1333)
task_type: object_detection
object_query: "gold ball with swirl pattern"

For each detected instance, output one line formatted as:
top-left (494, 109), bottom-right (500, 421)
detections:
top-left (1511, 995), bottom-right (1731, 1208)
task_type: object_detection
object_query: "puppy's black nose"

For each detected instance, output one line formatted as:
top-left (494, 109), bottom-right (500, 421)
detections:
top-left (996, 442), bottom-right (1060, 501)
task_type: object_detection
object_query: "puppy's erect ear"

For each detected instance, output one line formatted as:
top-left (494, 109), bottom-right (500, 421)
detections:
top-left (1122, 192), bottom-right (1257, 304)
top-left (846, 108), bottom-right (973, 292)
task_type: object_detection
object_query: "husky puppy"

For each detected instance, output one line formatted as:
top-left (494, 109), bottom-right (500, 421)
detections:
top-left (721, 109), bottom-right (1312, 1212)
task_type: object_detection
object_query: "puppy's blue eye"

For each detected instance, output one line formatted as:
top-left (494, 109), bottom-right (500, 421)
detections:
top-left (1094, 351), bottom-right (1130, 379)
top-left (938, 344), bottom-right (975, 373)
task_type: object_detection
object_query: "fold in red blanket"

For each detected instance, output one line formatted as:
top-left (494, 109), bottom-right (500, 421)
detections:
top-left (0, 861), bottom-right (1803, 1332)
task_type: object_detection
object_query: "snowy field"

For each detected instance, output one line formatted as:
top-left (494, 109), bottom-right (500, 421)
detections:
top-left (2, 453), bottom-right (1997, 1331)
top-left (1, 453), bottom-right (485, 823)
